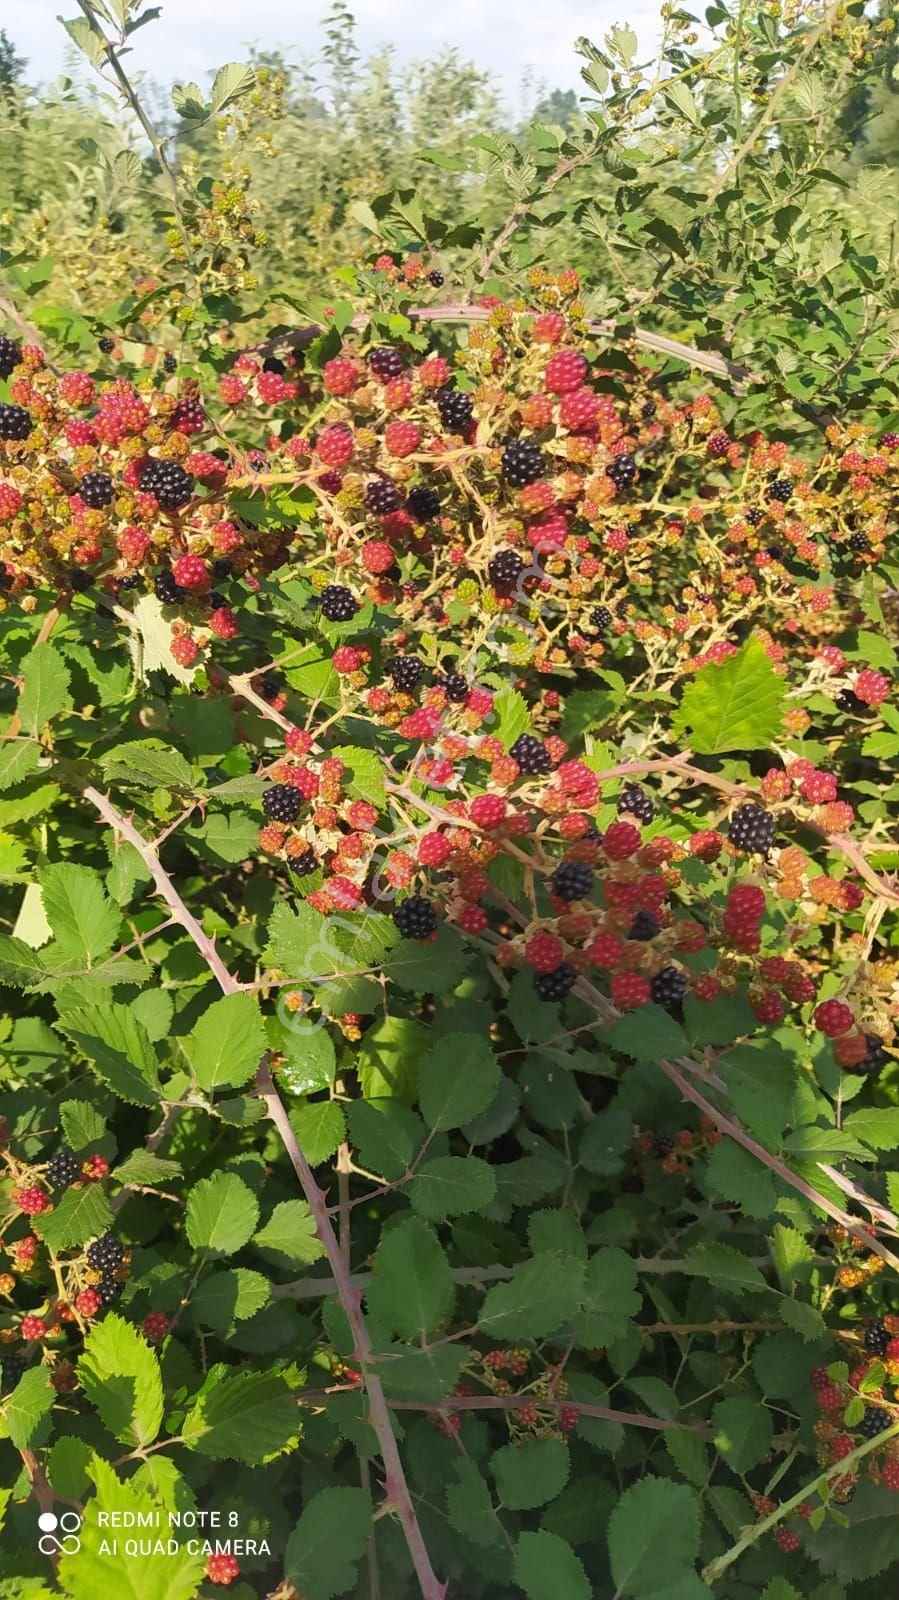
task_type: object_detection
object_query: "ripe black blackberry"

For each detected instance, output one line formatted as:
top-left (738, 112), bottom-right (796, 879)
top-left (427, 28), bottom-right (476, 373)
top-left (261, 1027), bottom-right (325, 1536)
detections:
top-left (509, 733), bottom-right (551, 776)
top-left (365, 478), bottom-right (402, 515)
top-left (262, 785), bottom-right (302, 824)
top-left (98, 1274), bottom-right (123, 1306)
top-left (140, 458), bottom-right (193, 511)
top-left (550, 861), bottom-right (594, 901)
top-left (848, 531), bottom-right (871, 554)
top-left (79, 471), bottom-right (115, 510)
top-left (488, 548), bottom-right (524, 588)
top-left (291, 849), bottom-right (318, 877)
top-left (853, 1033), bottom-right (888, 1076)
top-left (212, 558), bottom-right (233, 581)
top-left (98, 336), bottom-right (115, 354)
top-left (0, 403), bottom-right (32, 441)
top-left (728, 804), bottom-right (776, 853)
top-left (650, 966), bottom-right (687, 1009)
top-left (864, 1317), bottom-right (889, 1356)
top-left (534, 962), bottom-right (577, 1002)
top-left (390, 656), bottom-right (425, 693)
top-left (651, 1131), bottom-right (675, 1158)
top-left (629, 909), bottom-right (661, 941)
top-left (262, 355), bottom-right (286, 374)
top-left (502, 438), bottom-right (545, 488)
top-left (46, 1149), bottom-right (82, 1189)
top-left (641, 399), bottom-right (657, 420)
top-left (68, 569), bottom-right (93, 593)
top-left (117, 573), bottom-right (141, 592)
top-left (1, 1354), bottom-right (27, 1392)
top-left (259, 674), bottom-right (281, 702)
top-left (0, 335), bottom-right (21, 378)
top-left (428, 270), bottom-right (445, 287)
top-left (87, 1232), bottom-right (125, 1273)
top-left (436, 386), bottom-right (474, 433)
top-left (859, 1405), bottom-right (892, 1439)
top-left (766, 477), bottom-right (793, 504)
top-left (173, 398), bottom-right (205, 433)
top-left (618, 784), bottom-right (654, 824)
top-left (369, 346), bottom-right (405, 381)
top-left (207, 590), bottom-right (226, 609)
top-left (440, 671), bottom-right (468, 702)
top-left (836, 688), bottom-right (863, 714)
top-left (320, 584), bottom-right (358, 622)
top-left (163, 352), bottom-right (178, 374)
top-left (154, 571), bottom-right (184, 605)
top-left (590, 605), bottom-right (613, 631)
top-left (606, 453), bottom-right (636, 491)
top-left (407, 484), bottom-right (441, 523)
top-left (745, 507), bottom-right (765, 526)
top-left (393, 895), bottom-right (438, 941)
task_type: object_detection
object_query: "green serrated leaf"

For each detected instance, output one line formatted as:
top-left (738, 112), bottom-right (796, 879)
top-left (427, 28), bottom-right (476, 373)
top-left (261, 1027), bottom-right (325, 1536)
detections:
top-left (673, 635), bottom-right (786, 755)
top-left (78, 1314), bottom-right (164, 1448)
top-left (185, 1171), bottom-right (259, 1256)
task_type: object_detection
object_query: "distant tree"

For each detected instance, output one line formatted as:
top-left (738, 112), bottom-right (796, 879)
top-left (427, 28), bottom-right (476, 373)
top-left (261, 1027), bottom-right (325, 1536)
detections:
top-left (0, 29), bottom-right (26, 95)
top-left (532, 87), bottom-right (580, 128)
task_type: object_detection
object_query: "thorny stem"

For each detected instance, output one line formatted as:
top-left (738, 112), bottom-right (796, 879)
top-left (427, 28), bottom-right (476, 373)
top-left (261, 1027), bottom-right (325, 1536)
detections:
top-left (83, 785), bottom-right (447, 1600)
top-left (388, 1394), bottom-right (710, 1434)
top-left (703, 1420), bottom-right (899, 1583)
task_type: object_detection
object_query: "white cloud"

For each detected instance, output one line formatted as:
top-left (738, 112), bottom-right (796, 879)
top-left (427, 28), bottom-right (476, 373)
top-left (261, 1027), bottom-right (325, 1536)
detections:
top-left (6, 0), bottom-right (661, 103)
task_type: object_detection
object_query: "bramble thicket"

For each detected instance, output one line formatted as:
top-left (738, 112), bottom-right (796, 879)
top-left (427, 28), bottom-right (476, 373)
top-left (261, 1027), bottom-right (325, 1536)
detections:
top-left (0, 0), bottom-right (898, 1597)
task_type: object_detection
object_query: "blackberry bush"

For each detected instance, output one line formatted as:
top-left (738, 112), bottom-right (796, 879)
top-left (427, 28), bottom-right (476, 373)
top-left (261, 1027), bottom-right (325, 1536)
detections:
top-left (0, 7), bottom-right (897, 1598)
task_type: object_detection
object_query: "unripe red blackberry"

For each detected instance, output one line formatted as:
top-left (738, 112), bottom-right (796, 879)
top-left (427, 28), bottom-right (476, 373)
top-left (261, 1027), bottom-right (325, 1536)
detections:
top-left (603, 821), bottom-right (641, 860)
top-left (814, 998), bottom-right (854, 1037)
top-left (706, 430), bottom-right (730, 457)
top-left (15, 1186), bottom-right (50, 1215)
top-left (320, 584), bottom-right (358, 622)
top-left (171, 554), bottom-right (208, 591)
top-left (728, 804), bottom-right (776, 853)
top-left (544, 349), bottom-right (588, 394)
top-left (316, 423), bottom-right (355, 466)
top-left (879, 431), bottom-right (899, 450)
top-left (502, 438), bottom-right (545, 488)
top-left (206, 1552), bottom-right (240, 1586)
top-left (611, 971), bottom-right (651, 1009)
top-left (0, 403), bottom-right (32, 441)
top-left (393, 896), bottom-right (438, 940)
top-left (143, 1311), bottom-right (170, 1343)
top-left (469, 794), bottom-right (506, 829)
top-left (172, 397), bottom-right (205, 434)
top-left (262, 785), bottom-right (303, 825)
top-left (534, 962), bottom-right (577, 1001)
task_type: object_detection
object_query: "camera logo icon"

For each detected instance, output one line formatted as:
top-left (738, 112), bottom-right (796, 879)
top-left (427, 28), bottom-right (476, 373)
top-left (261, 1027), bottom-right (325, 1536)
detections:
top-left (38, 1510), bottom-right (82, 1555)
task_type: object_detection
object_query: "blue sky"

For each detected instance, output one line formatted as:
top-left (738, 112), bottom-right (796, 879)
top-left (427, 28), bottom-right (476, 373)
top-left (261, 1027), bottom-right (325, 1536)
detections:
top-left (6, 0), bottom-right (661, 106)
